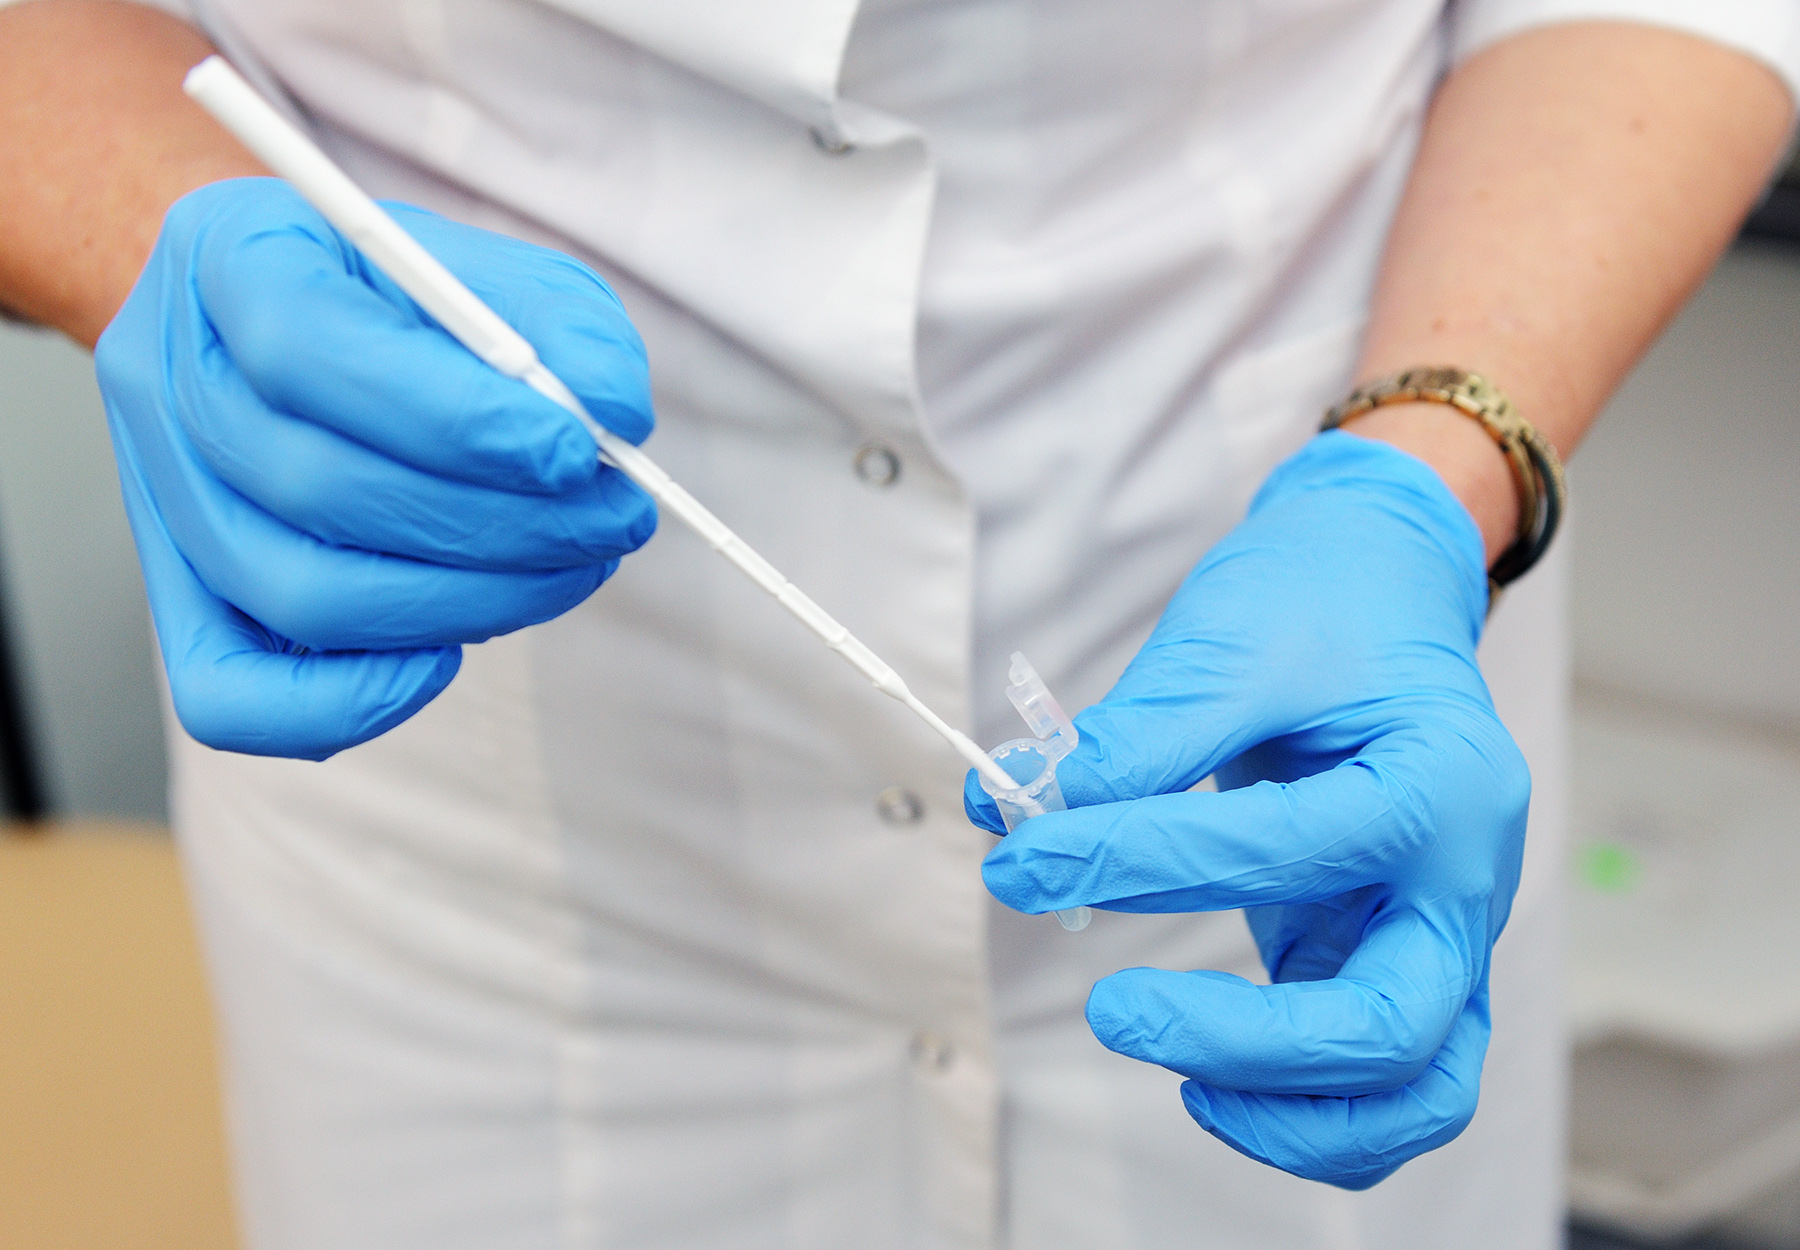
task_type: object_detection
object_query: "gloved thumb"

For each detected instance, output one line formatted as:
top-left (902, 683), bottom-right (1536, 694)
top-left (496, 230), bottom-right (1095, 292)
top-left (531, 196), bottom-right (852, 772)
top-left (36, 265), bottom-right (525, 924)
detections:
top-left (968, 634), bottom-right (1269, 834)
top-left (961, 631), bottom-right (1252, 833)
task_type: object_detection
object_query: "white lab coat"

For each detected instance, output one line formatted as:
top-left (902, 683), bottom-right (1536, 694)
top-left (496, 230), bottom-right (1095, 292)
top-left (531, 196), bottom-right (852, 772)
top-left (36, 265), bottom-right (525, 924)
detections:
top-left (156, 1), bottom-right (1799, 1247)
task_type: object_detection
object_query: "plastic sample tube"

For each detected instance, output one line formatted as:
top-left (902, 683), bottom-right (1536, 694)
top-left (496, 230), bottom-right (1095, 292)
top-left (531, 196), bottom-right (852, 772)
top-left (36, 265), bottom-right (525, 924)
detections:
top-left (182, 55), bottom-right (1014, 796)
top-left (979, 653), bottom-right (1092, 932)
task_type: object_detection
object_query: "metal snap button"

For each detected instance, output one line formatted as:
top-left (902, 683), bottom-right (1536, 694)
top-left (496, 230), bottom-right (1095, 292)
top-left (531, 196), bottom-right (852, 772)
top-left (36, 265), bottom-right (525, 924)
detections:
top-left (810, 126), bottom-right (854, 155)
top-left (875, 787), bottom-right (924, 826)
top-left (909, 1031), bottom-right (955, 1071)
top-left (853, 443), bottom-right (901, 488)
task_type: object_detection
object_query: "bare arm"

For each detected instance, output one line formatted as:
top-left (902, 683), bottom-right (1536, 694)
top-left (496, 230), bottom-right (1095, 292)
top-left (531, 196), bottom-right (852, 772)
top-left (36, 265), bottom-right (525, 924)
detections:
top-left (0, 0), bottom-right (261, 345)
top-left (1343, 21), bottom-right (1793, 562)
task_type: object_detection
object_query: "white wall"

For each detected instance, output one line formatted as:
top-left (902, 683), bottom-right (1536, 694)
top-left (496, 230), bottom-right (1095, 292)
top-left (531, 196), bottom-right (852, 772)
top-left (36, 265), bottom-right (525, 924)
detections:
top-left (0, 323), bottom-right (165, 821)
top-left (1572, 241), bottom-right (1800, 731)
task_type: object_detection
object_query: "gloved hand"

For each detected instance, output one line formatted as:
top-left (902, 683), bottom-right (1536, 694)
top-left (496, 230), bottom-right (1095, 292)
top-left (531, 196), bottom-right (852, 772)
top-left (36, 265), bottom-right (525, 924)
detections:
top-left (97, 177), bottom-right (656, 760)
top-left (966, 430), bottom-right (1530, 1189)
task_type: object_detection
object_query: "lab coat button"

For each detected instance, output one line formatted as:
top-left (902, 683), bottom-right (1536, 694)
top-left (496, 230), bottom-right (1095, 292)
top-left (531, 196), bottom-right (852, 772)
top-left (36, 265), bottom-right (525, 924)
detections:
top-left (875, 787), bottom-right (924, 825)
top-left (810, 126), bottom-right (854, 155)
top-left (909, 1031), bottom-right (955, 1071)
top-left (854, 443), bottom-right (901, 487)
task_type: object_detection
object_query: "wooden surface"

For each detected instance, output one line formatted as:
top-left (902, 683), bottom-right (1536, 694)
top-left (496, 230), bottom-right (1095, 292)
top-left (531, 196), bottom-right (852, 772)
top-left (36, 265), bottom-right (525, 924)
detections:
top-left (0, 822), bottom-right (237, 1250)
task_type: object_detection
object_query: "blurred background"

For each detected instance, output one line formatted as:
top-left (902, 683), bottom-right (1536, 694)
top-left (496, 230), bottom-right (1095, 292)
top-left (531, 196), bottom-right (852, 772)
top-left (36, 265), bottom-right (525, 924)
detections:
top-left (1563, 157), bottom-right (1800, 1250)
top-left (1, 160), bottom-right (1797, 1250)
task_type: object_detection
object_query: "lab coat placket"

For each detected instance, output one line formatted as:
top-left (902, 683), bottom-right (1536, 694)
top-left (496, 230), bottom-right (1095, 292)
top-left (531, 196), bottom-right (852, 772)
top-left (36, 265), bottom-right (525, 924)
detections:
top-left (512, 136), bottom-right (1005, 1246)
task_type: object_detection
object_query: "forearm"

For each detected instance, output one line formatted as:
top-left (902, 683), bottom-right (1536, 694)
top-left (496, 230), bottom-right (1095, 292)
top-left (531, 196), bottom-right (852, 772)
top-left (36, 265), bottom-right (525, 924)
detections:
top-left (1346, 20), bottom-right (1793, 561)
top-left (0, 0), bottom-right (261, 345)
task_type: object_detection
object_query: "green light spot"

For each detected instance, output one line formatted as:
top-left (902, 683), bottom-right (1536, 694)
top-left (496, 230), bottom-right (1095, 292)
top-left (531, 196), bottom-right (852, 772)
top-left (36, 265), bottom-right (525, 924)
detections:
top-left (1580, 842), bottom-right (1639, 893)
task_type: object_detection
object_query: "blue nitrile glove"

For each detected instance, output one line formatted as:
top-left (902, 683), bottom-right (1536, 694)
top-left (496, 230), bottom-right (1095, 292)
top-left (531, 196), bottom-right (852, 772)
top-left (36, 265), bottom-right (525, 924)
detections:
top-left (965, 430), bottom-right (1530, 1189)
top-left (97, 177), bottom-right (656, 759)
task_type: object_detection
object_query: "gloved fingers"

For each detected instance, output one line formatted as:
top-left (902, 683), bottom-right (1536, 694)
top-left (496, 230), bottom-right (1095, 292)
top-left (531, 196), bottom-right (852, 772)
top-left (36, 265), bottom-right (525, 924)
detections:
top-left (179, 480), bottom-right (613, 650)
top-left (1084, 905), bottom-right (1474, 1096)
top-left (386, 205), bottom-right (655, 447)
top-left (117, 439), bottom-right (460, 760)
top-left (182, 181), bottom-right (607, 494)
top-left (981, 747), bottom-right (1435, 915)
top-left (116, 386), bottom-right (613, 649)
top-left (180, 360), bottom-right (655, 570)
top-left (172, 615), bottom-right (464, 761)
top-left (1177, 986), bottom-right (1491, 1190)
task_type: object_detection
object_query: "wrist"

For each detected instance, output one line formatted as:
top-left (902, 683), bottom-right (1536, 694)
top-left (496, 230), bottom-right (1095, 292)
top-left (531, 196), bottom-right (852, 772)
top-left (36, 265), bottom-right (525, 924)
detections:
top-left (1335, 401), bottom-right (1519, 566)
top-left (0, 1), bottom-right (264, 345)
top-left (1252, 430), bottom-right (1492, 629)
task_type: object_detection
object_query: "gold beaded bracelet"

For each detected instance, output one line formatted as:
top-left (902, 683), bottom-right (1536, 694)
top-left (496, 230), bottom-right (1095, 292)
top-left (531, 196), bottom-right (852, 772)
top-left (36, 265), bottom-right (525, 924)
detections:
top-left (1322, 366), bottom-right (1567, 602)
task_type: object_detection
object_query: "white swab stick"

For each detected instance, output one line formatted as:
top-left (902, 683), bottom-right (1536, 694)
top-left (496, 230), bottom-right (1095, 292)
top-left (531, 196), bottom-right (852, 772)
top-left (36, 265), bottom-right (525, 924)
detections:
top-left (183, 56), bottom-right (1013, 793)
